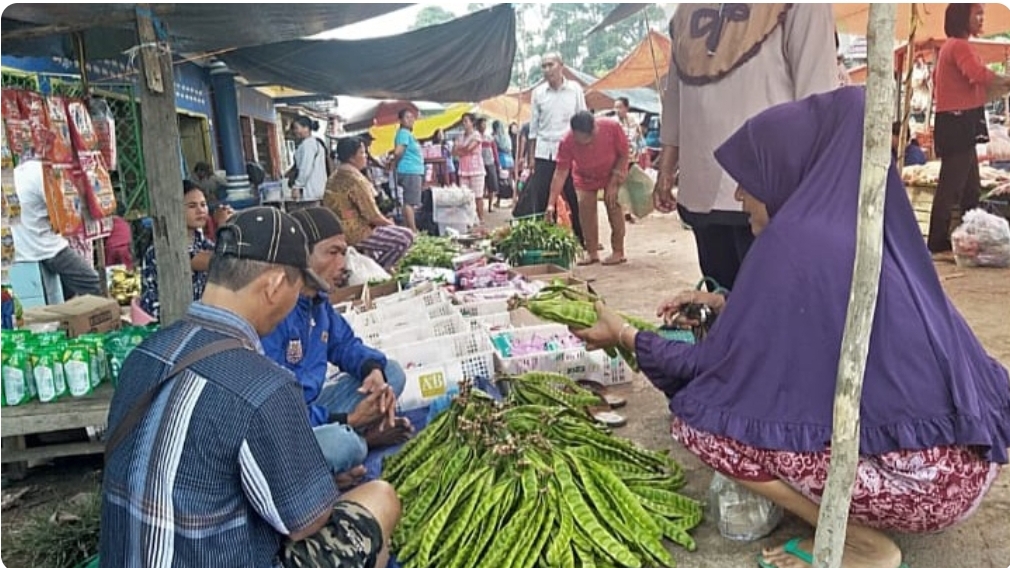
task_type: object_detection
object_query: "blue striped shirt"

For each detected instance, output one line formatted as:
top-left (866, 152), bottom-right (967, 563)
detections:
top-left (100, 302), bottom-right (338, 568)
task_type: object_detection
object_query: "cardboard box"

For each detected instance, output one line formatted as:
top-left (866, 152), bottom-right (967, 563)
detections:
top-left (509, 264), bottom-right (572, 281)
top-left (329, 281), bottom-right (401, 307)
top-left (22, 294), bottom-right (122, 337)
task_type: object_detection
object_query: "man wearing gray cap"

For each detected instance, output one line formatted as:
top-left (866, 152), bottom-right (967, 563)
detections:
top-left (100, 207), bottom-right (400, 568)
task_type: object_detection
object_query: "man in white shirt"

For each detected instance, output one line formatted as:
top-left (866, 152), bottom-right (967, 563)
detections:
top-left (11, 159), bottom-right (101, 299)
top-left (653, 4), bottom-right (837, 291)
top-left (514, 52), bottom-right (587, 246)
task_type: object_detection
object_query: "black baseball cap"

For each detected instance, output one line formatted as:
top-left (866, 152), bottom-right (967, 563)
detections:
top-left (215, 207), bottom-right (330, 291)
top-left (289, 207), bottom-right (344, 250)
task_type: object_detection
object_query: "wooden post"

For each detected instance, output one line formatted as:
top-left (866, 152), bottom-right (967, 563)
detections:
top-left (810, 4), bottom-right (896, 568)
top-left (135, 5), bottom-right (192, 324)
top-left (897, 6), bottom-right (919, 168)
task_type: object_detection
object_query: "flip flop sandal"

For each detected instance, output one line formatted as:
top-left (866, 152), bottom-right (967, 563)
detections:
top-left (577, 380), bottom-right (627, 409)
top-left (592, 410), bottom-right (628, 428)
top-left (755, 538), bottom-right (909, 568)
top-left (601, 257), bottom-right (628, 266)
top-left (577, 257), bottom-right (600, 266)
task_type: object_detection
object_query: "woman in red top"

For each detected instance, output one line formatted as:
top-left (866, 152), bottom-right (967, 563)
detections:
top-left (929, 4), bottom-right (1010, 257)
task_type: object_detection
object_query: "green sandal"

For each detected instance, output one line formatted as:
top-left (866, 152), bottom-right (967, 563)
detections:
top-left (756, 537), bottom-right (909, 568)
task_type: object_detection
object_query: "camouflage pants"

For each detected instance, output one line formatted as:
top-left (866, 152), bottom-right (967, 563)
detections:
top-left (280, 501), bottom-right (382, 568)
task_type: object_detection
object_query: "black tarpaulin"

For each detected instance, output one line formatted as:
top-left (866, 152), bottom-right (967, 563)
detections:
top-left (218, 4), bottom-right (517, 103)
top-left (1, 4), bottom-right (412, 60)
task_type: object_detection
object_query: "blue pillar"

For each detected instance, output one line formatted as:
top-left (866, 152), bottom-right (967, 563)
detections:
top-left (209, 62), bottom-right (252, 201)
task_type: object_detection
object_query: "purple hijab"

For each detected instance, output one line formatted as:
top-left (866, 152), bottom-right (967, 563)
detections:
top-left (648, 87), bottom-right (1010, 463)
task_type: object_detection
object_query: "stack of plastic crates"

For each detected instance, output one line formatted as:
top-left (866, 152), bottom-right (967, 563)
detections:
top-left (347, 286), bottom-right (464, 349)
top-left (452, 287), bottom-right (515, 332)
top-left (382, 331), bottom-right (496, 412)
top-left (489, 323), bottom-right (633, 385)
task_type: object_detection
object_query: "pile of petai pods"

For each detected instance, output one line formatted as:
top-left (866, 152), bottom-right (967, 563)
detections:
top-left (508, 283), bottom-right (658, 371)
top-left (382, 373), bottom-right (702, 568)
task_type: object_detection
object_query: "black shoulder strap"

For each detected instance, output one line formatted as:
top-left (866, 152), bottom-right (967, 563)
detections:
top-left (104, 338), bottom-right (246, 461)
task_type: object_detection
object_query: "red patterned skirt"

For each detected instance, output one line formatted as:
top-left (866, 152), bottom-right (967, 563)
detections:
top-left (670, 416), bottom-right (1001, 533)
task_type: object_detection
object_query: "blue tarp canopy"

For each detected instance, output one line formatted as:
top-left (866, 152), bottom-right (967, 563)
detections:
top-left (219, 4), bottom-right (517, 103)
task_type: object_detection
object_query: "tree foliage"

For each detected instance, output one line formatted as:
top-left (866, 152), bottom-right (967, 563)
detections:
top-left (410, 5), bottom-right (457, 30)
top-left (511, 3), bottom-right (667, 88)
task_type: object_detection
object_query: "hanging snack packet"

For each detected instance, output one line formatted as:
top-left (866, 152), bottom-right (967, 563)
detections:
top-left (65, 98), bottom-right (99, 151)
top-left (42, 162), bottom-right (83, 234)
top-left (45, 96), bottom-right (75, 165)
top-left (17, 90), bottom-right (52, 161)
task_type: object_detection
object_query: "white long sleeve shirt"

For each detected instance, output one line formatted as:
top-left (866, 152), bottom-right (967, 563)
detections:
top-left (528, 79), bottom-right (587, 162)
top-left (661, 4), bottom-right (838, 214)
top-left (11, 160), bottom-right (69, 261)
top-left (292, 135), bottom-right (328, 201)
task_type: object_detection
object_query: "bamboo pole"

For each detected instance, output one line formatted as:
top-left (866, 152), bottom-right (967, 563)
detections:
top-left (810, 4), bottom-right (896, 568)
top-left (897, 5), bottom-right (919, 167)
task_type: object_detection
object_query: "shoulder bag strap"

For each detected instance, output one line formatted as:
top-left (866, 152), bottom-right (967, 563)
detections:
top-left (103, 338), bottom-right (246, 461)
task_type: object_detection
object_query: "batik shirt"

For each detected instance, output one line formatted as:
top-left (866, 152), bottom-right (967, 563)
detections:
top-left (139, 229), bottom-right (214, 320)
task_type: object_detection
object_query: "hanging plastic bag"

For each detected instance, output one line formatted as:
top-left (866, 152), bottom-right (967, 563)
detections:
top-left (345, 246), bottom-right (392, 286)
top-left (618, 164), bottom-right (656, 219)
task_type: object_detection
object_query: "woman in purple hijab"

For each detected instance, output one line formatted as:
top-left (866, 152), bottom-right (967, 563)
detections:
top-left (574, 87), bottom-right (1009, 568)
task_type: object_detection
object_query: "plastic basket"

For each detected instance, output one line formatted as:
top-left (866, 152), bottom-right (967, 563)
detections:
top-left (467, 312), bottom-right (513, 332)
top-left (585, 350), bottom-right (633, 385)
top-left (491, 324), bottom-right (593, 380)
top-left (518, 250), bottom-right (572, 268)
top-left (372, 283), bottom-right (445, 307)
top-left (384, 332), bottom-right (495, 383)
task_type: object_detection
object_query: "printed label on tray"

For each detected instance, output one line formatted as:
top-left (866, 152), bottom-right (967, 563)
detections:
top-left (418, 371), bottom-right (447, 399)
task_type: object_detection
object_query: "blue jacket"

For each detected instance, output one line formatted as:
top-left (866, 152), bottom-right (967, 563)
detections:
top-left (262, 292), bottom-right (387, 427)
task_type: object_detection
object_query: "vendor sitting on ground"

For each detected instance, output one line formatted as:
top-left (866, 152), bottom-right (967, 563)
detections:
top-left (325, 137), bottom-right (414, 271)
top-left (572, 88), bottom-right (1009, 568)
top-left (892, 121), bottom-right (928, 166)
top-left (139, 181), bottom-right (230, 320)
top-left (262, 207), bottom-right (412, 484)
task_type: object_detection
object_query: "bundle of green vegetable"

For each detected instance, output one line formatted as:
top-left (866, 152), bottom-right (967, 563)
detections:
top-left (383, 374), bottom-right (702, 568)
top-left (508, 282), bottom-right (658, 371)
top-left (398, 236), bottom-right (459, 270)
top-left (494, 219), bottom-right (580, 265)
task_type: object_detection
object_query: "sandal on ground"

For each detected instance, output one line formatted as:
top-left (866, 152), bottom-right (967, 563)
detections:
top-left (577, 257), bottom-right (600, 266)
top-left (592, 410), bottom-right (628, 428)
top-left (601, 256), bottom-right (627, 266)
top-left (756, 537), bottom-right (909, 568)
top-left (576, 380), bottom-right (627, 409)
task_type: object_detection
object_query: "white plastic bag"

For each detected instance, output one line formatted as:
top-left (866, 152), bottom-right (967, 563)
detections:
top-left (951, 208), bottom-right (1010, 268)
top-left (345, 247), bottom-right (392, 286)
top-left (708, 472), bottom-right (783, 542)
top-left (618, 165), bottom-right (656, 218)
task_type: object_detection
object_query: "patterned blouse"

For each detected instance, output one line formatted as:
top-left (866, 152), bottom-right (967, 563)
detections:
top-left (139, 229), bottom-right (214, 320)
top-left (323, 167), bottom-right (386, 246)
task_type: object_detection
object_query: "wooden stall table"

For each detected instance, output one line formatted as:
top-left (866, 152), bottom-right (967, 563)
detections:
top-left (1, 384), bottom-right (114, 479)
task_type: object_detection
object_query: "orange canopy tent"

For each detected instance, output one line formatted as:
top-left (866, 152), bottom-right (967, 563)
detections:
top-left (847, 37), bottom-right (1010, 83)
top-left (587, 30), bottom-right (671, 93)
top-left (834, 3), bottom-right (1010, 40)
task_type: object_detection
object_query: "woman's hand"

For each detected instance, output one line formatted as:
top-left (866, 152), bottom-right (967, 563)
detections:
top-left (570, 301), bottom-right (628, 352)
top-left (213, 204), bottom-right (234, 227)
top-left (657, 290), bottom-right (726, 325)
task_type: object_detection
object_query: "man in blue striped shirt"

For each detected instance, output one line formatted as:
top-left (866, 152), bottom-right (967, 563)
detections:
top-left (101, 207), bottom-right (400, 568)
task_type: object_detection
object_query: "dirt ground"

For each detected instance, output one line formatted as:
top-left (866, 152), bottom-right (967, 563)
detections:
top-left (2, 202), bottom-right (1008, 568)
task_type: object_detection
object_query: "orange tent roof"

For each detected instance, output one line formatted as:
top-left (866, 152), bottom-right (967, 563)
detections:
top-left (846, 37), bottom-right (1010, 83)
top-left (834, 4), bottom-right (1010, 41)
top-left (588, 30), bottom-right (671, 93)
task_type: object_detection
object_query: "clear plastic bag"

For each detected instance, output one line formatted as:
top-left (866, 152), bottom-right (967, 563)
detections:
top-left (707, 472), bottom-right (783, 542)
top-left (951, 208), bottom-right (1010, 268)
